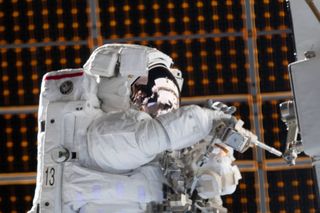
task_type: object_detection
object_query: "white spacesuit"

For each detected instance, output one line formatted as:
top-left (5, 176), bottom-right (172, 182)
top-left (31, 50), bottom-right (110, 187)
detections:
top-left (29, 44), bottom-right (241, 213)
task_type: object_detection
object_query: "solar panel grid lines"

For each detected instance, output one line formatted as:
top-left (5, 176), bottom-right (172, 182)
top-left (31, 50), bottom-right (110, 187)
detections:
top-left (0, 0), bottom-right (319, 212)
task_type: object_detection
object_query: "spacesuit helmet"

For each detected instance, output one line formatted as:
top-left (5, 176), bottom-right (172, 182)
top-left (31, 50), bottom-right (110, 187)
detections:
top-left (131, 65), bottom-right (182, 117)
top-left (83, 44), bottom-right (183, 114)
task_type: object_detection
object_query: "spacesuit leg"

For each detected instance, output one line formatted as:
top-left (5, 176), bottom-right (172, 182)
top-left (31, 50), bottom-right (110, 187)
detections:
top-left (79, 203), bottom-right (146, 213)
top-left (62, 163), bottom-right (165, 212)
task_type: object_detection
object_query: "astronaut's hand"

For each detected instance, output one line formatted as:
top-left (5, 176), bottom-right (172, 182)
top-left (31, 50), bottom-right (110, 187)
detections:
top-left (204, 108), bottom-right (238, 137)
top-left (205, 106), bottom-right (238, 123)
top-left (194, 145), bottom-right (237, 199)
top-left (221, 115), bottom-right (238, 128)
top-left (205, 100), bottom-right (238, 131)
top-left (196, 171), bottom-right (222, 199)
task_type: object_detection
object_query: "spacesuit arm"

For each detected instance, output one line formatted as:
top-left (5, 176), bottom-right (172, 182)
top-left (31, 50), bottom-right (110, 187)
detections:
top-left (155, 105), bottom-right (232, 150)
top-left (85, 105), bottom-right (231, 172)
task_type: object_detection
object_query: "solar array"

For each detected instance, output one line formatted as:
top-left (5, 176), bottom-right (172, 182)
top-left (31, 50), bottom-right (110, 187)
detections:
top-left (0, 0), bottom-right (319, 212)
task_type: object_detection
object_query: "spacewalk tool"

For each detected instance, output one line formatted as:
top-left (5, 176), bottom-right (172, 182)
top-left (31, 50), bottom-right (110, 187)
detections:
top-left (209, 101), bottom-right (282, 157)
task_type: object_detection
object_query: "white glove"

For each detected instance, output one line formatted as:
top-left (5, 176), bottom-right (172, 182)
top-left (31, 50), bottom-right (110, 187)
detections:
top-left (196, 144), bottom-right (242, 198)
top-left (196, 171), bottom-right (222, 199)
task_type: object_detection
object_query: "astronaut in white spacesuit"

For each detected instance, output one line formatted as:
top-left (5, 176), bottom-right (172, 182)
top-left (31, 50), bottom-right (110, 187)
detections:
top-left (29, 44), bottom-right (241, 213)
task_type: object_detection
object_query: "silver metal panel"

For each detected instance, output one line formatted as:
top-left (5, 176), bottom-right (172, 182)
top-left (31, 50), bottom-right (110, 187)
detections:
top-left (289, 58), bottom-right (320, 157)
top-left (289, 0), bottom-right (320, 60)
top-left (314, 162), bottom-right (320, 195)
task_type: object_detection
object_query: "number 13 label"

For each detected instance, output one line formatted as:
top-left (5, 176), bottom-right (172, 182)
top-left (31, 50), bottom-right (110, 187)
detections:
top-left (44, 167), bottom-right (56, 187)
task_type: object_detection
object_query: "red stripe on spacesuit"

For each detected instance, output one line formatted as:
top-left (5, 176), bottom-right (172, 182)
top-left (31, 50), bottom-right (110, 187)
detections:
top-left (45, 72), bottom-right (84, 80)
